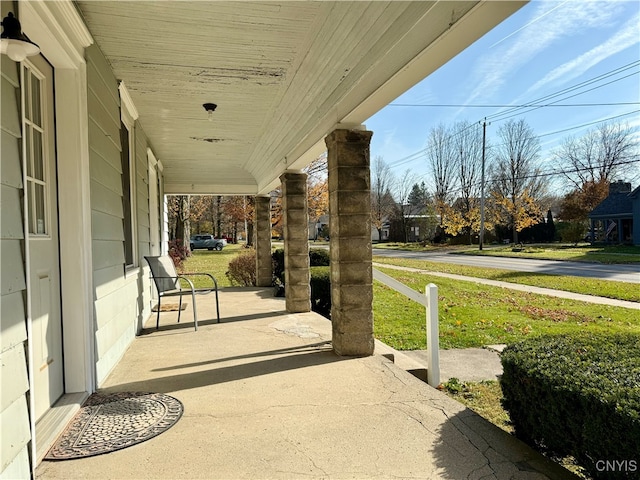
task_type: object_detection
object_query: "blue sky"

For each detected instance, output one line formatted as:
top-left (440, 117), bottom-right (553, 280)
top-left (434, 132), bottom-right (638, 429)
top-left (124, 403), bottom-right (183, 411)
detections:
top-left (365, 0), bottom-right (640, 191)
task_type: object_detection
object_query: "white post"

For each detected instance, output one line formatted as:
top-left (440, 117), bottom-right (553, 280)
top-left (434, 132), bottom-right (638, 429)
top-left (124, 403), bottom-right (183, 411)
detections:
top-left (426, 283), bottom-right (440, 387)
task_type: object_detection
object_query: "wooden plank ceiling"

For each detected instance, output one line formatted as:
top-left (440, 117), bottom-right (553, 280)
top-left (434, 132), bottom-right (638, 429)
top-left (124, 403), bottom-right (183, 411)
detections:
top-left (75, 1), bottom-right (526, 195)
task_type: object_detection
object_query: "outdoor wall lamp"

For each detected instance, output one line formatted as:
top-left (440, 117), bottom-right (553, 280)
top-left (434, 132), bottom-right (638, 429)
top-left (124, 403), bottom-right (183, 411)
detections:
top-left (1, 12), bottom-right (40, 62)
top-left (203, 103), bottom-right (217, 122)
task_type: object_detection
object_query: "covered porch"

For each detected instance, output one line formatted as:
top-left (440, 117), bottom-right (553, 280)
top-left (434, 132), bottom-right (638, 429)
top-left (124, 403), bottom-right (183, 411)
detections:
top-left (1, 1), bottom-right (537, 476)
top-left (36, 288), bottom-right (574, 479)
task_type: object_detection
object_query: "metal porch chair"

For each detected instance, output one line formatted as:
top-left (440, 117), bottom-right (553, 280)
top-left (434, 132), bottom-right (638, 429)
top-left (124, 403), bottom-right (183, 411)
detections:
top-left (144, 255), bottom-right (220, 331)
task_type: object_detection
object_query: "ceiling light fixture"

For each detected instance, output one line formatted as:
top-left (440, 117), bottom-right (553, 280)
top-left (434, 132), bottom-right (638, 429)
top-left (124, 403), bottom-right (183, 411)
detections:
top-left (1, 12), bottom-right (40, 62)
top-left (203, 103), bottom-right (217, 122)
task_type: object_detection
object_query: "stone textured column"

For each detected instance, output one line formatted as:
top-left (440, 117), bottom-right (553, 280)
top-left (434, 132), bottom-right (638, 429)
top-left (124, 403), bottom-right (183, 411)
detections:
top-left (254, 195), bottom-right (272, 287)
top-left (326, 128), bottom-right (374, 356)
top-left (280, 171), bottom-right (311, 312)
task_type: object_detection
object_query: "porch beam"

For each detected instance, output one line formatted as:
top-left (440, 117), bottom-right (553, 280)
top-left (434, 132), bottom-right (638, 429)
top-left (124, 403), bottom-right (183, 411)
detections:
top-left (280, 171), bottom-right (311, 312)
top-left (254, 195), bottom-right (273, 287)
top-left (326, 128), bottom-right (374, 357)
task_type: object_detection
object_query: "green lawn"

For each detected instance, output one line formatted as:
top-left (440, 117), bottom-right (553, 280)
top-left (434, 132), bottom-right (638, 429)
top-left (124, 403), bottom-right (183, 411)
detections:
top-left (374, 242), bottom-right (640, 264)
top-left (179, 247), bottom-right (640, 352)
top-left (179, 244), bottom-right (247, 288)
top-left (455, 244), bottom-right (640, 264)
top-left (373, 267), bottom-right (640, 350)
top-left (374, 242), bottom-right (468, 252)
top-left (440, 379), bottom-right (512, 433)
top-left (373, 256), bottom-right (639, 302)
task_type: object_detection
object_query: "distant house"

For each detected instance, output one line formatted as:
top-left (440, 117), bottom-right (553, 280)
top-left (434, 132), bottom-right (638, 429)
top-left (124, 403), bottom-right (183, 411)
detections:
top-left (588, 181), bottom-right (639, 245)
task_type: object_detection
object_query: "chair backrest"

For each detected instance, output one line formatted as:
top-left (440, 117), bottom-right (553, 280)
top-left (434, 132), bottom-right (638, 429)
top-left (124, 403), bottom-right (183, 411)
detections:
top-left (144, 256), bottom-right (180, 293)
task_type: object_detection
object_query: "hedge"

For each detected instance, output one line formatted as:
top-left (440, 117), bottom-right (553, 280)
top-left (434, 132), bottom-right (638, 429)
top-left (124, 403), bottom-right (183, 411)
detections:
top-left (310, 266), bottom-right (331, 318)
top-left (272, 248), bottom-right (330, 282)
top-left (500, 333), bottom-right (640, 479)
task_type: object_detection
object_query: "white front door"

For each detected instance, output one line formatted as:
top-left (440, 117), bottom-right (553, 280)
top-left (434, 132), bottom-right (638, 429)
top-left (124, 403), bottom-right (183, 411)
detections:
top-left (24, 55), bottom-right (64, 420)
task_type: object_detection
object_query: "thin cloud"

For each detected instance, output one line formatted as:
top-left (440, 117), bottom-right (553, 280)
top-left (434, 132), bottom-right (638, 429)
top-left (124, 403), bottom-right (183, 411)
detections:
top-left (462, 1), bottom-right (622, 106)
top-left (526, 11), bottom-right (640, 93)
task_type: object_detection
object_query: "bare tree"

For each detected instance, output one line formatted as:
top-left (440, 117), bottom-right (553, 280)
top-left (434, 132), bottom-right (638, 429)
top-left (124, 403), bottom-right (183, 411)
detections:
top-left (426, 124), bottom-right (457, 223)
top-left (555, 121), bottom-right (639, 189)
top-left (449, 121), bottom-right (483, 242)
top-left (491, 119), bottom-right (545, 243)
top-left (370, 156), bottom-right (396, 241)
top-left (452, 121), bottom-right (482, 212)
top-left (305, 152), bottom-right (328, 179)
top-left (394, 169), bottom-right (419, 242)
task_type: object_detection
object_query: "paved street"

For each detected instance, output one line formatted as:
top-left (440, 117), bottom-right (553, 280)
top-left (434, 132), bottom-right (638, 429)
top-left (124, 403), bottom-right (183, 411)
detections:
top-left (372, 248), bottom-right (640, 283)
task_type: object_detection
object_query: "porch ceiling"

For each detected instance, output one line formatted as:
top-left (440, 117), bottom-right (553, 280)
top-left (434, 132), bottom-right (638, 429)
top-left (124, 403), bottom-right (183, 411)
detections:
top-left (74, 1), bottom-right (526, 195)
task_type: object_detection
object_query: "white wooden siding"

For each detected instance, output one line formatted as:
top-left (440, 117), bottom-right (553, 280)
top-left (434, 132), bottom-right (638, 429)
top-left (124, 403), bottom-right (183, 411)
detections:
top-left (86, 43), bottom-right (157, 383)
top-left (87, 44), bottom-right (149, 385)
top-left (0, 44), bottom-right (31, 476)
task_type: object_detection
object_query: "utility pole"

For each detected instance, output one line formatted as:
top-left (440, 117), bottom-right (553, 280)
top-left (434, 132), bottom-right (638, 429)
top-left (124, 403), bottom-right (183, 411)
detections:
top-left (479, 119), bottom-right (489, 251)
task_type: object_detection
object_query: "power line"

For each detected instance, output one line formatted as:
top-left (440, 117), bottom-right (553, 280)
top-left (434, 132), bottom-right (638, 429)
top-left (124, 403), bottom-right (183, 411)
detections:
top-left (536, 109), bottom-right (640, 139)
top-left (388, 109), bottom-right (640, 169)
top-left (410, 157), bottom-right (640, 200)
top-left (485, 60), bottom-right (640, 121)
top-left (384, 61), bottom-right (640, 170)
top-left (388, 102), bottom-right (639, 108)
top-left (487, 71), bottom-right (639, 123)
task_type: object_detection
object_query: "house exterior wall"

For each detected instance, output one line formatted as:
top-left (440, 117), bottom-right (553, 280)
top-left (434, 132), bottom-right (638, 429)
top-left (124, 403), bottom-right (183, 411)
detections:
top-left (0, 52), bottom-right (32, 479)
top-left (86, 44), bottom-right (152, 385)
top-left (1, 4), bottom-right (161, 475)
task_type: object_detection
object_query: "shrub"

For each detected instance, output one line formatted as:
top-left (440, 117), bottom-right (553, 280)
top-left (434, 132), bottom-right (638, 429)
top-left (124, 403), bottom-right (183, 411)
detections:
top-left (557, 221), bottom-right (587, 245)
top-left (169, 239), bottom-right (189, 270)
top-left (309, 249), bottom-right (330, 267)
top-left (272, 248), bottom-right (285, 281)
top-left (272, 248), bottom-right (330, 282)
top-left (226, 249), bottom-right (256, 286)
top-left (310, 266), bottom-right (331, 318)
top-left (500, 333), bottom-right (640, 479)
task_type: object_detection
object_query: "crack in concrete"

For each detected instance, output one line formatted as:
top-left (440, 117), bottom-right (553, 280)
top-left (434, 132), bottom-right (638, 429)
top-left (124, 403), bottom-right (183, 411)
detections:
top-left (280, 437), bottom-right (329, 478)
top-left (384, 402), bottom-right (441, 437)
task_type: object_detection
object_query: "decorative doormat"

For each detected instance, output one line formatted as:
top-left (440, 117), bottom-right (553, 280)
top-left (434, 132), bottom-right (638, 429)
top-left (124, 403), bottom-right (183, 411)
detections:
top-left (152, 303), bottom-right (187, 312)
top-left (44, 392), bottom-right (183, 460)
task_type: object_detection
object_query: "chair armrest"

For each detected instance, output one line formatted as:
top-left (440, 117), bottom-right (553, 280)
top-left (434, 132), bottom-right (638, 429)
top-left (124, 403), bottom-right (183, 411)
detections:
top-left (180, 272), bottom-right (218, 289)
top-left (176, 275), bottom-right (196, 292)
top-left (151, 275), bottom-right (194, 293)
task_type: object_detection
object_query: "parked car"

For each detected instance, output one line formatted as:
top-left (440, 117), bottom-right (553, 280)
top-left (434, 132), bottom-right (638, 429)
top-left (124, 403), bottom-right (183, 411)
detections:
top-left (190, 234), bottom-right (225, 251)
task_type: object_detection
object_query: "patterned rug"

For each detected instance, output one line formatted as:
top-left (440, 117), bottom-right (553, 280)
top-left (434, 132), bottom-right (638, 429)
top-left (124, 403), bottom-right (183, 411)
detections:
top-left (45, 392), bottom-right (183, 460)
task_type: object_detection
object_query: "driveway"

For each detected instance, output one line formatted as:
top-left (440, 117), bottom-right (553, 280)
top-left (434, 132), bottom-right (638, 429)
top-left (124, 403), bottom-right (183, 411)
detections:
top-left (372, 248), bottom-right (640, 283)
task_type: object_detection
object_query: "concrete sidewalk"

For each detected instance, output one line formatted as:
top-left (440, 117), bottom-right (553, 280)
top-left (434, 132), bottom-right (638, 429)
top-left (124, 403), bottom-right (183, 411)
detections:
top-left (36, 288), bottom-right (576, 480)
top-left (405, 347), bottom-right (505, 383)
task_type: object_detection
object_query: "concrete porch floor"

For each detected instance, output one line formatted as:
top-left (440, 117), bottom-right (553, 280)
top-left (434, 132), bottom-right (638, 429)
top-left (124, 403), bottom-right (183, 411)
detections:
top-left (36, 287), bottom-right (576, 480)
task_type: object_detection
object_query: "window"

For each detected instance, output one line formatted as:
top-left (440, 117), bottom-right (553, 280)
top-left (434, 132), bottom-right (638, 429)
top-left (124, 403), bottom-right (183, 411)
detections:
top-left (119, 82), bottom-right (138, 268)
top-left (23, 63), bottom-right (48, 235)
top-left (120, 120), bottom-right (134, 266)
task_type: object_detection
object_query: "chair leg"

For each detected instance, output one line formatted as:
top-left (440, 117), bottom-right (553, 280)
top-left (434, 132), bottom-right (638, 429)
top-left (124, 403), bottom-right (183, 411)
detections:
top-left (215, 288), bottom-right (220, 323)
top-left (191, 290), bottom-right (198, 331)
top-left (156, 297), bottom-right (161, 329)
top-left (177, 294), bottom-right (183, 323)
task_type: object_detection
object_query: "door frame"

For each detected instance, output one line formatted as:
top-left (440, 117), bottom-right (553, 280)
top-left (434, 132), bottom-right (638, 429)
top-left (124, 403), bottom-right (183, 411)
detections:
top-left (22, 54), bottom-right (65, 420)
top-left (20, 0), bottom-right (94, 466)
